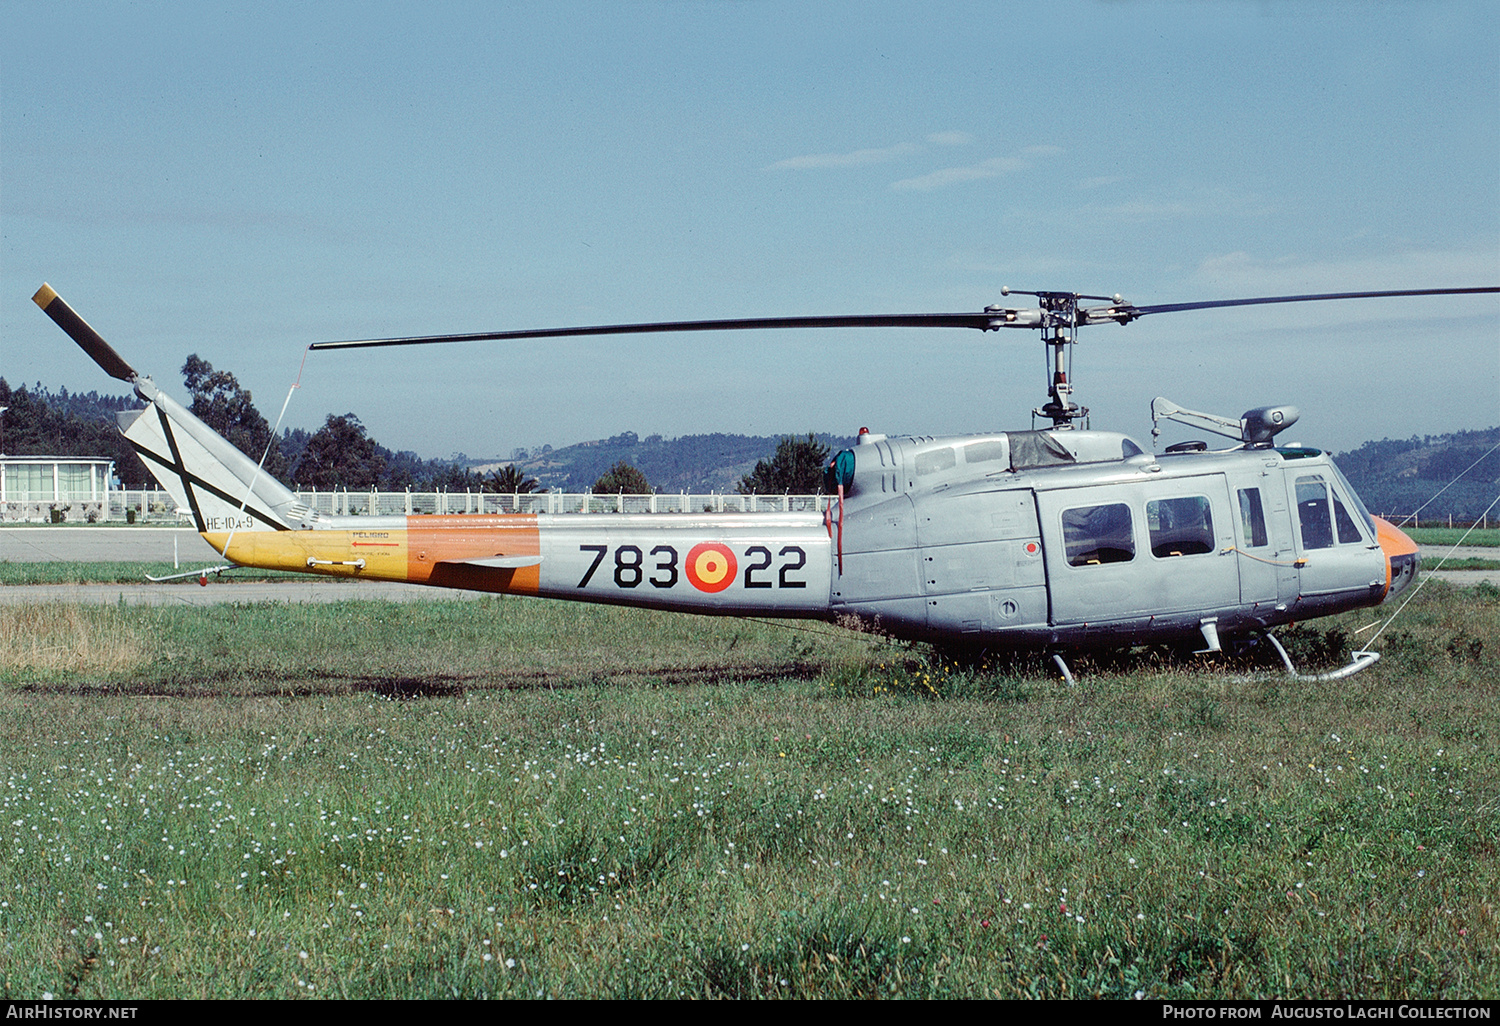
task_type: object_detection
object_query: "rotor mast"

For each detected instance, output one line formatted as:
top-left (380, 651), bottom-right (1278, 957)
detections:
top-left (1039, 291), bottom-right (1085, 429)
top-left (998, 288), bottom-right (1118, 429)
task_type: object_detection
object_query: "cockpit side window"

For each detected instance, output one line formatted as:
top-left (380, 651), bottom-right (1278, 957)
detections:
top-left (1329, 459), bottom-right (1378, 538)
top-left (1332, 489), bottom-right (1365, 544)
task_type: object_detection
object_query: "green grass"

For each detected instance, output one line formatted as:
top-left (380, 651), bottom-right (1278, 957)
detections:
top-left (0, 561), bottom-right (317, 586)
top-left (1423, 558), bottom-right (1500, 571)
top-left (0, 597), bottom-right (835, 691)
top-left (1407, 527), bottom-right (1500, 548)
top-left (1, 585), bottom-right (1496, 999)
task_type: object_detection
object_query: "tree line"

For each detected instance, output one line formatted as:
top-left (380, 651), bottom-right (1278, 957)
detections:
top-left (4, 359), bottom-right (840, 496)
top-left (0, 378), bottom-right (149, 483)
top-left (0, 361), bottom-right (505, 493)
top-left (18, 360), bottom-right (1491, 510)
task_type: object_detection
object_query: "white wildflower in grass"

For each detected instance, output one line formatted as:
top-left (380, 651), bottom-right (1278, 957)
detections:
top-left (3, 595), bottom-right (1495, 998)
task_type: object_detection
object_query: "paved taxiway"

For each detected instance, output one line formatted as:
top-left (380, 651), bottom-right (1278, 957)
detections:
top-left (2, 526), bottom-right (223, 563)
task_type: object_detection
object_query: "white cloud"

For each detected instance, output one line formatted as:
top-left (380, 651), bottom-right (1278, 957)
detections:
top-left (890, 156), bottom-right (1029, 192)
top-left (1191, 248), bottom-right (1500, 296)
top-left (1077, 187), bottom-right (1269, 224)
top-left (766, 137), bottom-right (1066, 194)
top-left (766, 142), bottom-right (918, 170)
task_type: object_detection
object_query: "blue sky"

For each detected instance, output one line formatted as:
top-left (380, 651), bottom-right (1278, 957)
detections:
top-left (3, 0), bottom-right (1496, 461)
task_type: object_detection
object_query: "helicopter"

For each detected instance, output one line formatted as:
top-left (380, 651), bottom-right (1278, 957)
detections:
top-left (33, 282), bottom-right (1498, 681)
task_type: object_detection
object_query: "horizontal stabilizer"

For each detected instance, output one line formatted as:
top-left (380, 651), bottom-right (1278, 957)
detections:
top-left (444, 555), bottom-right (544, 569)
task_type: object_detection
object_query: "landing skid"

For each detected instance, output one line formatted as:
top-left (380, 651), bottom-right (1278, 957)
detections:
top-left (1047, 629), bottom-right (1379, 685)
top-left (1262, 632), bottom-right (1380, 681)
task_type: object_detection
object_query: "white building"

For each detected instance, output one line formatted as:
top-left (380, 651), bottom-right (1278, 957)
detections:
top-left (0, 456), bottom-right (116, 522)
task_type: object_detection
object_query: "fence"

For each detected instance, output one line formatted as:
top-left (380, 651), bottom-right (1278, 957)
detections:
top-left (20, 491), bottom-right (1490, 528)
top-left (54, 488), bottom-right (835, 524)
top-left (1376, 513), bottom-right (1493, 530)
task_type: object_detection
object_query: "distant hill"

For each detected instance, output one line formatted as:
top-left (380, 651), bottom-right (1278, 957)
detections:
top-left (1333, 427), bottom-right (1499, 521)
top-left (479, 431), bottom-right (859, 494)
top-left (494, 425), bottom-right (1500, 510)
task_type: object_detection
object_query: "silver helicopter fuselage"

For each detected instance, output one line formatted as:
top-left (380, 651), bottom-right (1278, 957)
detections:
top-left (822, 427), bottom-right (1413, 650)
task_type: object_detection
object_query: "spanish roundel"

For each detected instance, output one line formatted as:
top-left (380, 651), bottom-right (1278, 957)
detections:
top-left (685, 542), bottom-right (737, 593)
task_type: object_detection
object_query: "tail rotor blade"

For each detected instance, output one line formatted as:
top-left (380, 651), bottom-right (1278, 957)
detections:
top-left (32, 283), bottom-right (139, 382)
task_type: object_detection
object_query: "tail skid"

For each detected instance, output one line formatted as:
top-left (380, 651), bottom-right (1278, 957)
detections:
top-left (144, 565), bottom-right (234, 584)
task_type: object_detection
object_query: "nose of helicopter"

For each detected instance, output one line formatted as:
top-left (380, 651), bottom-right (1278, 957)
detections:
top-left (1373, 517), bottom-right (1420, 601)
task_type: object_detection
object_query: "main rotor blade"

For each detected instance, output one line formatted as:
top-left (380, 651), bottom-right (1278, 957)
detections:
top-left (32, 283), bottom-right (139, 382)
top-left (308, 311), bottom-right (1012, 351)
top-left (1124, 286), bottom-right (1500, 319)
top-left (308, 285), bottom-right (1498, 351)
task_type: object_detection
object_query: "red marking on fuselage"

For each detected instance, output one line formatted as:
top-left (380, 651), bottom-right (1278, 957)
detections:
top-left (406, 514), bottom-right (541, 595)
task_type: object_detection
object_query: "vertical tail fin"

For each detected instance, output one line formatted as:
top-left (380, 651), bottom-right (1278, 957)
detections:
top-left (35, 282), bottom-right (308, 534)
top-left (120, 381), bottom-right (304, 533)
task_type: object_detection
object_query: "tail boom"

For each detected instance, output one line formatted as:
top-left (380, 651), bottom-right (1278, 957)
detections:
top-left (214, 511), bottom-right (834, 615)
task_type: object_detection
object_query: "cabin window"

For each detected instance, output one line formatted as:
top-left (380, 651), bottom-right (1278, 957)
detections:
top-left (1237, 488), bottom-right (1269, 547)
top-left (962, 440), bottom-right (1007, 464)
top-left (1295, 476), bottom-right (1334, 550)
top-left (1146, 496), bottom-right (1215, 557)
top-left (1062, 503), bottom-right (1135, 566)
top-left (914, 447), bottom-right (956, 476)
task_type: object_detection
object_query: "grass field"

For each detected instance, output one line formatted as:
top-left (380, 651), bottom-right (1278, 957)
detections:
top-left (1423, 558), bottom-right (1500, 571)
top-left (0, 561), bottom-right (317, 586)
top-left (1, 583), bottom-right (1496, 999)
top-left (1407, 527), bottom-right (1500, 548)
